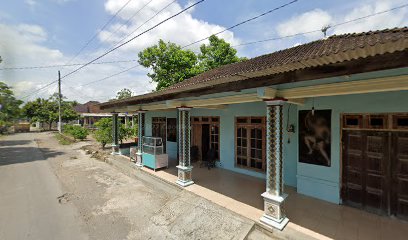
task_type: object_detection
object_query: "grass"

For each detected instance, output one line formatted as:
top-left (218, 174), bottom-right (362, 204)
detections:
top-left (54, 133), bottom-right (73, 145)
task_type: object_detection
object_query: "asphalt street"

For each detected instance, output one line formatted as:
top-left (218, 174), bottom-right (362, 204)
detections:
top-left (0, 133), bottom-right (88, 240)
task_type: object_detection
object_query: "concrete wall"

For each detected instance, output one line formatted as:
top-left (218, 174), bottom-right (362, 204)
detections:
top-left (295, 90), bottom-right (408, 204)
top-left (145, 101), bottom-right (298, 188)
top-left (142, 67), bottom-right (408, 204)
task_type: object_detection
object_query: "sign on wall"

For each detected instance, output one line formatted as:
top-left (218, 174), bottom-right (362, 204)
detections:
top-left (299, 110), bottom-right (332, 167)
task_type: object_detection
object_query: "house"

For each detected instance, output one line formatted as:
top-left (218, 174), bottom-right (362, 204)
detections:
top-left (74, 101), bottom-right (135, 128)
top-left (99, 28), bottom-right (408, 230)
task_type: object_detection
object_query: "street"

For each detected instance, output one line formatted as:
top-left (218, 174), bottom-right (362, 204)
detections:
top-left (0, 133), bottom-right (87, 240)
top-left (0, 132), bottom-right (256, 240)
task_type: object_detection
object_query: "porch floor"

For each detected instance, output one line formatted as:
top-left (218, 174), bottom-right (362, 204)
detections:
top-left (141, 163), bottom-right (408, 240)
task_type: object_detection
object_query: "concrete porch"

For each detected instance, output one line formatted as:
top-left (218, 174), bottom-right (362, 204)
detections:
top-left (140, 163), bottom-right (408, 240)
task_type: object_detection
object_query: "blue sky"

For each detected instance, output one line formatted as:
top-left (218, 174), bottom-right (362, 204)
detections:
top-left (0, 0), bottom-right (407, 102)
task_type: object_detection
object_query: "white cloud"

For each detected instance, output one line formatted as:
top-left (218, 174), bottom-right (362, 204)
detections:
top-left (275, 0), bottom-right (408, 41)
top-left (276, 9), bottom-right (332, 39)
top-left (0, 22), bottom-right (154, 103)
top-left (100, 0), bottom-right (240, 53)
top-left (25, 0), bottom-right (37, 7)
top-left (332, 0), bottom-right (408, 35)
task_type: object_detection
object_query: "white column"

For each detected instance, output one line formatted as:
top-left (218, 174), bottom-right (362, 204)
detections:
top-left (135, 111), bottom-right (146, 167)
top-left (260, 98), bottom-right (289, 230)
top-left (176, 107), bottom-right (194, 187)
top-left (111, 112), bottom-right (120, 155)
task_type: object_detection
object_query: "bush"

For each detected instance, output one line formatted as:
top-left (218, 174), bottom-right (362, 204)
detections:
top-left (93, 118), bottom-right (137, 148)
top-left (0, 120), bottom-right (12, 134)
top-left (94, 118), bottom-right (112, 148)
top-left (63, 124), bottom-right (88, 140)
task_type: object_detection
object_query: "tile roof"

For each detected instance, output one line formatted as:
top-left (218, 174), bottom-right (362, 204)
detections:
top-left (101, 27), bottom-right (408, 109)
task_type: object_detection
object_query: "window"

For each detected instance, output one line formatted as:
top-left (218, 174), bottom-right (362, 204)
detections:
top-left (366, 114), bottom-right (387, 129)
top-left (393, 114), bottom-right (408, 129)
top-left (236, 117), bottom-right (266, 171)
top-left (343, 115), bottom-right (363, 128)
top-left (210, 124), bottom-right (220, 159)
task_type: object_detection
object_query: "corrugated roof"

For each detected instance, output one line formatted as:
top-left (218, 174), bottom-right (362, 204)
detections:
top-left (101, 27), bottom-right (408, 109)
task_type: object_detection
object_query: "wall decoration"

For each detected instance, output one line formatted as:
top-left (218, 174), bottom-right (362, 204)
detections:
top-left (299, 110), bottom-right (331, 167)
top-left (166, 118), bottom-right (177, 142)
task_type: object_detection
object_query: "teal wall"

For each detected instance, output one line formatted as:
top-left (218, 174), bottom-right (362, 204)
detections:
top-left (142, 67), bottom-right (408, 204)
top-left (144, 101), bottom-right (298, 187)
top-left (294, 90), bottom-right (408, 204)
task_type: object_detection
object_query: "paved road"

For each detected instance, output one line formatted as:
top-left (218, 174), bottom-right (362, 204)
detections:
top-left (0, 133), bottom-right (87, 240)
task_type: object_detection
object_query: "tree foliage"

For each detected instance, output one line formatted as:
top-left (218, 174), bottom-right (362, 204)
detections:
top-left (22, 93), bottom-right (78, 130)
top-left (93, 118), bottom-right (137, 148)
top-left (138, 36), bottom-right (246, 90)
top-left (138, 40), bottom-right (201, 90)
top-left (198, 35), bottom-right (246, 71)
top-left (116, 88), bottom-right (132, 100)
top-left (0, 82), bottom-right (23, 123)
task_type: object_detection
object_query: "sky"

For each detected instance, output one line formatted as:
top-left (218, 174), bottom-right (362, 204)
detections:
top-left (0, 0), bottom-right (407, 103)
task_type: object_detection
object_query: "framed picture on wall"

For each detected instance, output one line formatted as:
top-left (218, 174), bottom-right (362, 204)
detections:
top-left (167, 118), bottom-right (177, 142)
top-left (299, 110), bottom-right (332, 167)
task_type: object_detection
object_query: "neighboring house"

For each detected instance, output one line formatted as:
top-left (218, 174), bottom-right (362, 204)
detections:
top-left (74, 101), bottom-right (135, 128)
top-left (99, 28), bottom-right (408, 230)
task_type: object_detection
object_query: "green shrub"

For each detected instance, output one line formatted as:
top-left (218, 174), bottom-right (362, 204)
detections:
top-left (94, 118), bottom-right (112, 148)
top-left (93, 118), bottom-right (137, 148)
top-left (0, 120), bottom-right (12, 134)
top-left (63, 124), bottom-right (88, 140)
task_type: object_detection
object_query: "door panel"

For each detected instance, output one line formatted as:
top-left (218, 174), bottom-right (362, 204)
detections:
top-left (342, 130), bottom-right (389, 214)
top-left (392, 132), bottom-right (408, 219)
top-left (365, 132), bottom-right (389, 213)
top-left (343, 131), bottom-right (364, 208)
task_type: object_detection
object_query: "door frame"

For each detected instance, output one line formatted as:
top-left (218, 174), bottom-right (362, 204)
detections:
top-left (340, 113), bottom-right (408, 217)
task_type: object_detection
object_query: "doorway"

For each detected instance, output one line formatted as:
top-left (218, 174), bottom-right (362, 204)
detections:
top-left (191, 117), bottom-right (220, 162)
top-left (341, 113), bottom-right (408, 219)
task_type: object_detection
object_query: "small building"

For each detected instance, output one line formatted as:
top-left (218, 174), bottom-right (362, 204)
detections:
top-left (100, 28), bottom-right (408, 230)
top-left (74, 101), bottom-right (135, 128)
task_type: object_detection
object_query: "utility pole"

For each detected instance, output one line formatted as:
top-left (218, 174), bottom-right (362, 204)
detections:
top-left (58, 70), bottom-right (62, 133)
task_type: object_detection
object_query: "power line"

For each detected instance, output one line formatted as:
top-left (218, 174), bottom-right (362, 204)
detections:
top-left (112, 0), bottom-right (177, 48)
top-left (65, 0), bottom-right (134, 66)
top-left (59, 0), bottom-right (204, 81)
top-left (182, 0), bottom-right (299, 48)
top-left (0, 59), bottom-right (138, 71)
top-left (98, 0), bottom-right (155, 48)
top-left (76, 3), bottom-right (408, 89)
top-left (81, 64), bottom-right (141, 87)
top-left (233, 3), bottom-right (408, 47)
top-left (20, 0), bottom-right (204, 101)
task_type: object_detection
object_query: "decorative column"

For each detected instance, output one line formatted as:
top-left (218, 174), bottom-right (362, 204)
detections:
top-left (176, 107), bottom-right (194, 187)
top-left (124, 115), bottom-right (128, 127)
top-left (260, 98), bottom-right (289, 230)
top-left (135, 110), bottom-right (146, 167)
top-left (111, 112), bottom-right (120, 155)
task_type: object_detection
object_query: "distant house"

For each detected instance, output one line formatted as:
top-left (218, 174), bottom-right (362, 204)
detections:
top-left (100, 28), bottom-right (408, 230)
top-left (74, 101), bottom-right (134, 128)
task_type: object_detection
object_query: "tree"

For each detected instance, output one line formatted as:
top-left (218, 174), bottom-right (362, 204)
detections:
top-left (138, 36), bottom-right (245, 91)
top-left (0, 82), bottom-right (22, 133)
top-left (94, 118), bottom-right (136, 148)
top-left (198, 35), bottom-right (247, 72)
top-left (22, 93), bottom-right (78, 130)
top-left (94, 118), bottom-right (112, 148)
top-left (116, 88), bottom-right (132, 100)
top-left (138, 40), bottom-right (201, 90)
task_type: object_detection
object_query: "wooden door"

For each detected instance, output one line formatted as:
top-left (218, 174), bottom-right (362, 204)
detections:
top-left (391, 132), bottom-right (408, 219)
top-left (342, 130), bottom-right (389, 214)
top-left (192, 124), bottom-right (202, 160)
